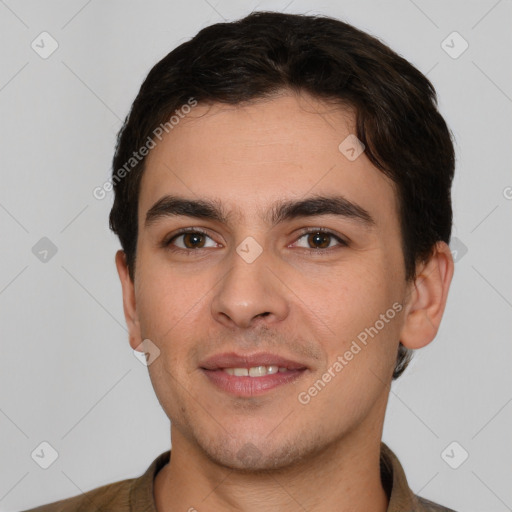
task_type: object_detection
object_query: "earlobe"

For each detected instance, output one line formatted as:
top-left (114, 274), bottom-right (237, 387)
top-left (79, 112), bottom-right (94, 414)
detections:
top-left (115, 250), bottom-right (143, 351)
top-left (399, 241), bottom-right (454, 350)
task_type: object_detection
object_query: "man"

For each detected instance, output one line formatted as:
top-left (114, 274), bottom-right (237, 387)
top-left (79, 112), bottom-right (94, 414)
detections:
top-left (26, 10), bottom-right (457, 512)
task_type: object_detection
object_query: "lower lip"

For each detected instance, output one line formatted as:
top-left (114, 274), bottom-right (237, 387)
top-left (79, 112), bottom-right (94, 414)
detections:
top-left (201, 369), bottom-right (306, 397)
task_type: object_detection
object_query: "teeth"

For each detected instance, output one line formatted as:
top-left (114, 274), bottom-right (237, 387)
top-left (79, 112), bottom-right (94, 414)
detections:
top-left (223, 365), bottom-right (287, 377)
top-left (249, 366), bottom-right (266, 377)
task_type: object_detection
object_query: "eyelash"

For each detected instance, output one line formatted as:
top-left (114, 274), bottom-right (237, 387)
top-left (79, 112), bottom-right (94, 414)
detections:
top-left (162, 227), bottom-right (348, 255)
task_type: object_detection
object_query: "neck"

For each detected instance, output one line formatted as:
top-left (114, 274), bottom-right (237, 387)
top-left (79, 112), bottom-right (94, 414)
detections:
top-left (155, 424), bottom-right (388, 512)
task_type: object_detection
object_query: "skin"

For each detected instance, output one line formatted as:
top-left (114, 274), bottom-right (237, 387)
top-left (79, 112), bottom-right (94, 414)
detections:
top-left (115, 91), bottom-right (454, 511)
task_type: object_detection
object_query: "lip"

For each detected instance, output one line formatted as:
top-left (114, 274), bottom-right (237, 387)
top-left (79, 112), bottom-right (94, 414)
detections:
top-left (199, 351), bottom-right (308, 397)
top-left (199, 351), bottom-right (308, 371)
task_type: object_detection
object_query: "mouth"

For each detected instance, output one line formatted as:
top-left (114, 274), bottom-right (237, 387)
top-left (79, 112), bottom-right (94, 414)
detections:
top-left (199, 352), bottom-right (309, 397)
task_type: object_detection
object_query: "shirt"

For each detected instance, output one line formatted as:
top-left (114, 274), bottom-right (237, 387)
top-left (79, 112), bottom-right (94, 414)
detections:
top-left (22, 442), bottom-right (456, 511)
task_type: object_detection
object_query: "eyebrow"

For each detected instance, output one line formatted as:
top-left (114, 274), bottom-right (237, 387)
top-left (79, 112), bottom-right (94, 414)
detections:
top-left (144, 194), bottom-right (375, 229)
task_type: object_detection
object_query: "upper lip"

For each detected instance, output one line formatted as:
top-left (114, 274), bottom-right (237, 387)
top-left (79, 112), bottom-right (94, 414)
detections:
top-left (200, 352), bottom-right (308, 371)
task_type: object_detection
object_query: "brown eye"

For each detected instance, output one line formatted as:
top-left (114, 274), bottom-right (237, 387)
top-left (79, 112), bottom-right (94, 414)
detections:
top-left (293, 229), bottom-right (347, 250)
top-left (182, 232), bottom-right (206, 249)
top-left (165, 230), bottom-right (217, 250)
top-left (307, 232), bottom-right (332, 249)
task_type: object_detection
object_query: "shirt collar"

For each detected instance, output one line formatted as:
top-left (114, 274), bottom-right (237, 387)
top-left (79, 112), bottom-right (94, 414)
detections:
top-left (380, 441), bottom-right (422, 511)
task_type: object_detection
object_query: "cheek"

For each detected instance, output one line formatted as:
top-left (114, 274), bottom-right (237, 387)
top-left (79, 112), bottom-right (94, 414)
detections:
top-left (135, 259), bottom-right (206, 337)
top-left (135, 264), bottom-right (211, 377)
top-left (297, 256), bottom-right (403, 379)
top-left (295, 256), bottom-right (390, 335)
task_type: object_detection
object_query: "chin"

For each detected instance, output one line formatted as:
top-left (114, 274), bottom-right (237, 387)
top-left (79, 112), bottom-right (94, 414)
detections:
top-left (196, 432), bottom-right (318, 473)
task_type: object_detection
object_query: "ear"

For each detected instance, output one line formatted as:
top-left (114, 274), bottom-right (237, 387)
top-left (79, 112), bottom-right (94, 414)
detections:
top-left (115, 250), bottom-right (143, 352)
top-left (399, 241), bottom-right (454, 350)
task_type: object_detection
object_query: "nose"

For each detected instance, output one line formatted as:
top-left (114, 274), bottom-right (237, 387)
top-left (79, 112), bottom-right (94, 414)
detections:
top-left (210, 244), bottom-right (290, 329)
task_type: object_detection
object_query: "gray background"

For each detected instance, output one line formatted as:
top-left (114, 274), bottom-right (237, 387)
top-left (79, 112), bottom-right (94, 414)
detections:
top-left (1, 0), bottom-right (511, 510)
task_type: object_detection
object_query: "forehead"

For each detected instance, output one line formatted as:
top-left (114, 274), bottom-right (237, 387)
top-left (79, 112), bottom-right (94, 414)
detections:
top-left (138, 92), bottom-right (398, 228)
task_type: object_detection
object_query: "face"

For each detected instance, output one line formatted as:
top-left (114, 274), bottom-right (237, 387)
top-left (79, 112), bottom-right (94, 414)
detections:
top-left (126, 92), bottom-right (413, 471)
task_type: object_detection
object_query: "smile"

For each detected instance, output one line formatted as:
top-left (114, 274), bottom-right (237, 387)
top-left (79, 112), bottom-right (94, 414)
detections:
top-left (222, 365), bottom-right (291, 376)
